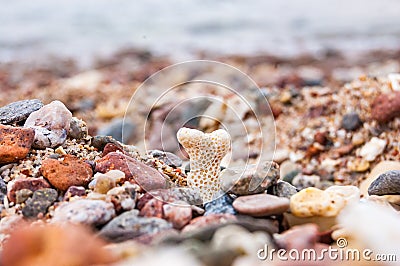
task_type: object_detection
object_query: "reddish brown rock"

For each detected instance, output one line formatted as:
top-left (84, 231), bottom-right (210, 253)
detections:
top-left (275, 223), bottom-right (319, 251)
top-left (0, 125), bottom-right (35, 164)
top-left (95, 152), bottom-right (167, 191)
top-left (139, 197), bottom-right (164, 219)
top-left (371, 91), bottom-right (400, 123)
top-left (102, 143), bottom-right (125, 156)
top-left (314, 131), bottom-right (328, 145)
top-left (41, 155), bottom-right (93, 191)
top-left (1, 223), bottom-right (115, 266)
top-left (7, 178), bottom-right (51, 203)
top-left (182, 213), bottom-right (236, 233)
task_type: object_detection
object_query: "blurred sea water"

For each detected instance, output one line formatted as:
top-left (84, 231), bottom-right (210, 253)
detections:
top-left (1, 0), bottom-right (400, 64)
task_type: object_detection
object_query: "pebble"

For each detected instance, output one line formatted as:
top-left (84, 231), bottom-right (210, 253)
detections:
top-left (97, 118), bottom-right (136, 143)
top-left (348, 158), bottom-right (370, 172)
top-left (107, 182), bottom-right (137, 212)
top-left (99, 209), bottom-right (172, 242)
top-left (22, 188), bottom-right (58, 218)
top-left (325, 185), bottom-right (360, 205)
top-left (7, 178), bottom-right (51, 203)
top-left (0, 125), bottom-right (35, 164)
top-left (41, 155), bottom-right (93, 191)
top-left (359, 137), bottom-right (386, 162)
top-left (268, 180), bottom-right (298, 199)
top-left (275, 223), bottom-right (318, 250)
top-left (0, 99), bottom-right (43, 125)
top-left (95, 152), bottom-right (167, 191)
top-left (0, 178), bottom-right (7, 203)
top-left (148, 150), bottom-right (183, 167)
top-left (232, 194), bottom-right (289, 217)
top-left (68, 117), bottom-right (88, 139)
top-left (102, 142), bottom-right (125, 156)
top-left (371, 91), bottom-right (400, 123)
top-left (359, 161), bottom-right (400, 197)
top-left (24, 100), bottom-right (72, 148)
top-left (15, 189), bottom-right (33, 204)
top-left (162, 201), bottom-right (193, 229)
top-left (204, 193), bottom-right (236, 216)
top-left (341, 112), bottom-right (363, 131)
top-left (291, 174), bottom-right (320, 190)
top-left (290, 187), bottom-right (345, 217)
top-left (368, 170), bottom-right (400, 196)
top-left (91, 135), bottom-right (122, 151)
top-left (52, 199), bottom-right (115, 226)
top-left (220, 161), bottom-right (279, 196)
top-left (63, 186), bottom-right (86, 200)
top-left (182, 214), bottom-right (237, 233)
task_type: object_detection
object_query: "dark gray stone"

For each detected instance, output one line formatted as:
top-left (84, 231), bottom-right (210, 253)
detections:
top-left (0, 99), bottom-right (43, 125)
top-left (0, 178), bottom-right (7, 202)
top-left (368, 170), bottom-right (400, 196)
top-left (268, 180), bottom-right (298, 199)
top-left (204, 193), bottom-right (236, 216)
top-left (342, 112), bottom-right (363, 131)
top-left (97, 118), bottom-right (136, 143)
top-left (149, 150), bottom-right (183, 167)
top-left (91, 135), bottom-right (122, 151)
top-left (22, 188), bottom-right (58, 218)
top-left (99, 210), bottom-right (172, 242)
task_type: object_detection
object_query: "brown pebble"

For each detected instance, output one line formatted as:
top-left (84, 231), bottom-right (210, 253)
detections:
top-left (233, 194), bottom-right (290, 217)
top-left (95, 152), bottom-right (167, 192)
top-left (41, 155), bottom-right (93, 191)
top-left (0, 125), bottom-right (35, 164)
top-left (7, 178), bottom-right (51, 203)
top-left (371, 91), bottom-right (400, 123)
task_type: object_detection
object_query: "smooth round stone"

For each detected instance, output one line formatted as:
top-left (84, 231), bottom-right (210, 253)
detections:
top-left (368, 170), bottom-right (400, 196)
top-left (341, 112), bottom-right (362, 131)
top-left (232, 194), bottom-right (289, 217)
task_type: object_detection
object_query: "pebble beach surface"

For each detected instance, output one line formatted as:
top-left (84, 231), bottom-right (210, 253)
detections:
top-left (0, 50), bottom-right (399, 266)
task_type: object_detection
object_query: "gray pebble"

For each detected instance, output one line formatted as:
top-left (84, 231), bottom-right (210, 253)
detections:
top-left (220, 161), bottom-right (279, 196)
top-left (99, 210), bottom-right (172, 242)
top-left (204, 193), bottom-right (236, 216)
top-left (22, 188), bottom-right (58, 218)
top-left (368, 170), bottom-right (400, 196)
top-left (149, 150), bottom-right (183, 167)
top-left (68, 117), bottom-right (88, 139)
top-left (342, 112), bottom-right (363, 131)
top-left (268, 180), bottom-right (298, 199)
top-left (0, 99), bottom-right (43, 125)
top-left (0, 178), bottom-right (7, 202)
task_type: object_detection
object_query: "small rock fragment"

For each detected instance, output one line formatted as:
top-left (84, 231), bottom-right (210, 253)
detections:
top-left (292, 174), bottom-right (320, 190)
top-left (24, 100), bottom-right (72, 148)
top-left (107, 182), bottom-right (137, 212)
top-left (15, 189), bottom-right (33, 204)
top-left (52, 199), bottom-right (115, 226)
top-left (341, 112), bottom-right (363, 131)
top-left (182, 214), bottom-right (237, 233)
top-left (162, 201), bottom-right (193, 229)
top-left (0, 99), bottom-right (43, 125)
top-left (41, 155), bottom-right (93, 191)
top-left (149, 149), bottom-right (183, 167)
top-left (22, 188), bottom-right (58, 218)
top-left (268, 180), bottom-right (298, 199)
top-left (0, 125), bottom-right (35, 164)
top-left (204, 193), bottom-right (236, 216)
top-left (368, 170), bottom-right (400, 196)
top-left (359, 137), bottom-right (386, 162)
top-left (63, 186), bottom-right (86, 200)
top-left (68, 117), bottom-right (88, 139)
top-left (233, 194), bottom-right (289, 217)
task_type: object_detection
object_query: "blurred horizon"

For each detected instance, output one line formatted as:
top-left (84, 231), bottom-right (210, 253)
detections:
top-left (1, 0), bottom-right (400, 66)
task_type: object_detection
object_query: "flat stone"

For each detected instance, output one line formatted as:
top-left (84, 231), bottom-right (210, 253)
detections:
top-left (341, 112), bottom-right (363, 131)
top-left (268, 180), bottom-right (298, 199)
top-left (52, 199), bottom-right (115, 226)
top-left (220, 161), bottom-right (279, 196)
top-left (22, 188), bottom-right (58, 218)
top-left (95, 152), bottom-right (167, 192)
top-left (99, 210), bottom-right (172, 242)
top-left (41, 155), bottom-right (93, 191)
top-left (368, 170), bottom-right (400, 196)
top-left (233, 194), bottom-right (289, 217)
top-left (148, 150), bottom-right (183, 167)
top-left (204, 193), bottom-right (236, 216)
top-left (359, 161), bottom-right (400, 197)
top-left (0, 125), bottom-right (35, 164)
top-left (0, 99), bottom-right (43, 125)
top-left (24, 100), bottom-right (72, 148)
top-left (7, 178), bottom-right (51, 203)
